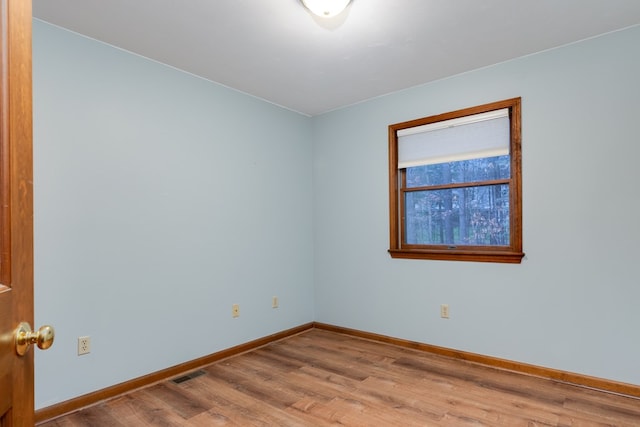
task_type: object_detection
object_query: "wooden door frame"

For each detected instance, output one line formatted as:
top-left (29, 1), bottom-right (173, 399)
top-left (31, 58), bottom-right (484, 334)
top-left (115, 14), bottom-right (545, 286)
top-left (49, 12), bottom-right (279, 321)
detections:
top-left (1, 0), bottom-right (35, 426)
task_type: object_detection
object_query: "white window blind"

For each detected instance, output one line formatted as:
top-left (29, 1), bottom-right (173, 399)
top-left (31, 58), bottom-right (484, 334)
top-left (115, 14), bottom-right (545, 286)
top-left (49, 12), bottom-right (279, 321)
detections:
top-left (397, 108), bottom-right (510, 169)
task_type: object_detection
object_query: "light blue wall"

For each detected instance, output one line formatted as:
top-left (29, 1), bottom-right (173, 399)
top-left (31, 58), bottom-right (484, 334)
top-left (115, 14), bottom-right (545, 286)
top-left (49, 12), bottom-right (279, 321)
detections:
top-left (33, 20), bottom-right (315, 408)
top-left (313, 24), bottom-right (640, 386)
top-left (34, 18), bottom-right (640, 409)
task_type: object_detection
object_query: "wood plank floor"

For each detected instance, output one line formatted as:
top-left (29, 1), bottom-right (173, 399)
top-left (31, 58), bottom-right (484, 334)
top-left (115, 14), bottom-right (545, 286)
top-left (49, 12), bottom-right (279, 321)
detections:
top-left (39, 329), bottom-right (640, 426)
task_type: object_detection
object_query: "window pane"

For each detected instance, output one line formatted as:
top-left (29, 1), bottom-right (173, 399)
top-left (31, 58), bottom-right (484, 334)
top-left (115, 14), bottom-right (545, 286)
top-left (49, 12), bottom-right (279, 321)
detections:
top-left (404, 184), bottom-right (510, 246)
top-left (406, 155), bottom-right (510, 188)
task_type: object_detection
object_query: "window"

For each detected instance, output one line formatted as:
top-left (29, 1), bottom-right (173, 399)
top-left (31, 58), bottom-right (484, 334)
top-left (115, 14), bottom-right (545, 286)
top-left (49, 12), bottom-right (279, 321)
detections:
top-left (388, 98), bottom-right (523, 263)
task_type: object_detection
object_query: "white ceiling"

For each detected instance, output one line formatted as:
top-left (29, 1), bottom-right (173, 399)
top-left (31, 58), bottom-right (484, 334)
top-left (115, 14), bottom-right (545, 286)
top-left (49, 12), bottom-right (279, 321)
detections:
top-left (32, 0), bottom-right (640, 116)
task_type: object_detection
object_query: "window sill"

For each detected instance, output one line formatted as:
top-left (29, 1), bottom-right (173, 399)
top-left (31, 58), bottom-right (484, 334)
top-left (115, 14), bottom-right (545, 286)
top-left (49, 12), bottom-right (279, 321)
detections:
top-left (388, 248), bottom-right (525, 264)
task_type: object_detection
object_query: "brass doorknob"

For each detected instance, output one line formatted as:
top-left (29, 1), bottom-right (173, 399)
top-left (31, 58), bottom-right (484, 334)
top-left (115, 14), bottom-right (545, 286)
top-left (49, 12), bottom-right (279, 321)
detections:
top-left (15, 322), bottom-right (55, 356)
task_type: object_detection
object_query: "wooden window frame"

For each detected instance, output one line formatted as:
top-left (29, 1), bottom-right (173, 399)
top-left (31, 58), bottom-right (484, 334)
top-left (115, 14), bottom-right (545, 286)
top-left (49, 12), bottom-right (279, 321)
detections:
top-left (388, 98), bottom-right (524, 263)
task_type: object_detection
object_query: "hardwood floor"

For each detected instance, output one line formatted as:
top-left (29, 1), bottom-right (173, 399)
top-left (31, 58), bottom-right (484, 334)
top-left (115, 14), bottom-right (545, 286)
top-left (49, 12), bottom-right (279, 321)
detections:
top-left (39, 329), bottom-right (640, 426)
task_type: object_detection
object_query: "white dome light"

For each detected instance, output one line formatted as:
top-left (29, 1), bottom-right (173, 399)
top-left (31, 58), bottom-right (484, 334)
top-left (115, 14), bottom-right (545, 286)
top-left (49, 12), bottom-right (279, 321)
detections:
top-left (301, 0), bottom-right (352, 18)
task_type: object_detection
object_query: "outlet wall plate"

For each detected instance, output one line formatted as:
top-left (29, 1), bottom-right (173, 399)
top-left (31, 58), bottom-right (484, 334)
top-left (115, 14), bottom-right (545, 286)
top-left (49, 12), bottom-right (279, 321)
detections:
top-left (440, 304), bottom-right (450, 319)
top-left (78, 336), bottom-right (91, 355)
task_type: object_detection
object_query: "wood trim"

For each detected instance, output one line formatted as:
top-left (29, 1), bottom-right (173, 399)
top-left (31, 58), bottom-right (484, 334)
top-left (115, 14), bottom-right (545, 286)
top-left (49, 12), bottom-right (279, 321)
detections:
top-left (388, 97), bottom-right (524, 263)
top-left (0, 0), bottom-right (11, 286)
top-left (313, 322), bottom-right (640, 398)
top-left (509, 98), bottom-right (523, 257)
top-left (388, 248), bottom-right (525, 264)
top-left (402, 177), bottom-right (511, 193)
top-left (35, 323), bottom-right (314, 424)
top-left (388, 124), bottom-right (400, 250)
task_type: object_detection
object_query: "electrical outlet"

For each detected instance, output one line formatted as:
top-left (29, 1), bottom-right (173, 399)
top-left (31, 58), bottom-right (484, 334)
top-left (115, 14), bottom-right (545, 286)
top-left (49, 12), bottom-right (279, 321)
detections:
top-left (440, 304), bottom-right (450, 319)
top-left (272, 296), bottom-right (279, 308)
top-left (232, 304), bottom-right (240, 318)
top-left (78, 336), bottom-right (91, 355)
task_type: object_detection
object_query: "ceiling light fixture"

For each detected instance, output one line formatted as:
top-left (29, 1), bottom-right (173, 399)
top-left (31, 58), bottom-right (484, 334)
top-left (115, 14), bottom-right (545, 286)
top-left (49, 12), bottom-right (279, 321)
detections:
top-left (301, 0), bottom-right (352, 18)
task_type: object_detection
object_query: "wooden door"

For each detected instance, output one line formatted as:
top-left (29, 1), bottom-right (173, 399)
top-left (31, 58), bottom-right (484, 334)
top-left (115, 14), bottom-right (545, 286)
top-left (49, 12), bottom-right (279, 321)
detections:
top-left (0, 0), bottom-right (35, 426)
